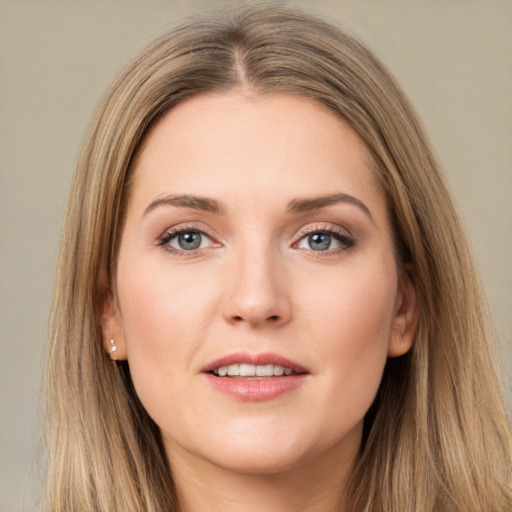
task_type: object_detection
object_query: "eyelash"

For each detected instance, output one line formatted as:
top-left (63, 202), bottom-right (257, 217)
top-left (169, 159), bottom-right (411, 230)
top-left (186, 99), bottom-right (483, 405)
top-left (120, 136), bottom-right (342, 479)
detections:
top-left (157, 224), bottom-right (355, 256)
top-left (157, 225), bottom-right (217, 256)
top-left (295, 224), bottom-right (355, 255)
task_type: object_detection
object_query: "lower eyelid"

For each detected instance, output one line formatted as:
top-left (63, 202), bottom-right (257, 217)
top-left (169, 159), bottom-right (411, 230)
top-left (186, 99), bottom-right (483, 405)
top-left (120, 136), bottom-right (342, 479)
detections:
top-left (157, 225), bottom-right (354, 254)
top-left (297, 234), bottom-right (354, 250)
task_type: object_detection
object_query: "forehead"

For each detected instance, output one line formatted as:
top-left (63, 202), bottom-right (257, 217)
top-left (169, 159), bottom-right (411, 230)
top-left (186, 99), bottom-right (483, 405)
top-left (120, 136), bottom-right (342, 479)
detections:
top-left (129, 92), bottom-right (383, 211)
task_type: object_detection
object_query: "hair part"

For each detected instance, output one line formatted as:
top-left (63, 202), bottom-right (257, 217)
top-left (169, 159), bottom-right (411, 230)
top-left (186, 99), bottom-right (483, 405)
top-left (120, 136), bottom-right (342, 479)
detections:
top-left (45, 4), bottom-right (511, 511)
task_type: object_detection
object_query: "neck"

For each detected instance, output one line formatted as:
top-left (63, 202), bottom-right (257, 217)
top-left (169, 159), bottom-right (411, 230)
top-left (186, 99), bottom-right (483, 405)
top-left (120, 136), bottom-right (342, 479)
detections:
top-left (166, 431), bottom-right (360, 512)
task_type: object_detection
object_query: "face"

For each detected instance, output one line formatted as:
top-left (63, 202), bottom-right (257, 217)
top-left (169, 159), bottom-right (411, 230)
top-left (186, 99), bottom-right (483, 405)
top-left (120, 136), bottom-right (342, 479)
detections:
top-left (103, 93), bottom-right (417, 477)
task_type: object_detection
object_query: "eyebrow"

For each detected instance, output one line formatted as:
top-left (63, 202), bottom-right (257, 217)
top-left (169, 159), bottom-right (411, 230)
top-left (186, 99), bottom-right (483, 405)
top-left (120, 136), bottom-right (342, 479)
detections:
top-left (143, 192), bottom-right (373, 222)
top-left (287, 193), bottom-right (374, 222)
top-left (144, 194), bottom-right (225, 216)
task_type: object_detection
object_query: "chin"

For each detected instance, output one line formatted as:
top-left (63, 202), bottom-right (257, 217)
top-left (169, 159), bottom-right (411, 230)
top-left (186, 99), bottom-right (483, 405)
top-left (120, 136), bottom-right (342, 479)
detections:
top-left (193, 424), bottom-right (349, 476)
top-left (206, 444), bottom-right (313, 476)
top-left (166, 425), bottom-right (317, 476)
top-left (162, 409), bottom-right (365, 478)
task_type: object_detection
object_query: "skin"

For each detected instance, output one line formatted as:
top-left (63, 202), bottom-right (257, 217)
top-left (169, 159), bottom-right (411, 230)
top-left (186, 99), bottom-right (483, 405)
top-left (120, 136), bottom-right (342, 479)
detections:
top-left (102, 92), bottom-right (418, 512)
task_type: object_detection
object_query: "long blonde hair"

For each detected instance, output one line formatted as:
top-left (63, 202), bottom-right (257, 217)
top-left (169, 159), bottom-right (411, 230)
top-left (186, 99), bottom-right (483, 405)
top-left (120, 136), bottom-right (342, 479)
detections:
top-left (45, 5), bottom-right (511, 511)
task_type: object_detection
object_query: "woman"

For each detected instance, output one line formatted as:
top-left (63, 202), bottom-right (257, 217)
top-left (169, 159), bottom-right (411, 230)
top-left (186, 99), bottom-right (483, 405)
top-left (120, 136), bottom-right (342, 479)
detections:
top-left (44, 5), bottom-right (511, 511)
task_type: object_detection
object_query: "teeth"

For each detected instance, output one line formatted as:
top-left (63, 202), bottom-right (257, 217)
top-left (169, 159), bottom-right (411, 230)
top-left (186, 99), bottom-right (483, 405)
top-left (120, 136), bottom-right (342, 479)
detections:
top-left (214, 364), bottom-right (297, 377)
top-left (256, 365), bottom-right (273, 377)
top-left (274, 365), bottom-right (285, 376)
top-left (227, 364), bottom-right (239, 376)
top-left (240, 364), bottom-right (255, 377)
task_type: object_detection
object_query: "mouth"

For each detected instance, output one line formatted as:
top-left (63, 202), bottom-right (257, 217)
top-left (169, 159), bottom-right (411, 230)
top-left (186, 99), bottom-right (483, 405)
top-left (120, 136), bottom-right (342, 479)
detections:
top-left (211, 363), bottom-right (299, 378)
top-left (202, 352), bottom-right (308, 401)
top-left (202, 351), bottom-right (307, 377)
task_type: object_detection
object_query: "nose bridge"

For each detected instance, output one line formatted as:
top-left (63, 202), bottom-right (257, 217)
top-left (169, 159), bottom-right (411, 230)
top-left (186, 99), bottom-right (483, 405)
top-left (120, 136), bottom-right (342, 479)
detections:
top-left (223, 234), bottom-right (291, 327)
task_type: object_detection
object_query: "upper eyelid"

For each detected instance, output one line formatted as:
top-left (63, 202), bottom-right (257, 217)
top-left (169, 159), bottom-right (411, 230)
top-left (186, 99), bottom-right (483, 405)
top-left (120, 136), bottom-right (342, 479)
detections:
top-left (293, 223), bottom-right (355, 251)
top-left (158, 226), bottom-right (220, 257)
top-left (156, 222), bottom-right (354, 246)
top-left (158, 225), bottom-right (218, 248)
top-left (160, 223), bottom-right (215, 238)
top-left (295, 222), bottom-right (353, 238)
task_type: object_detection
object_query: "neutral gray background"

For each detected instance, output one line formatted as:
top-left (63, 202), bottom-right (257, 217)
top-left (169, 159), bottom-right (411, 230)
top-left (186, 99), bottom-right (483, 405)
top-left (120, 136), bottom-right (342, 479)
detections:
top-left (1, 1), bottom-right (511, 510)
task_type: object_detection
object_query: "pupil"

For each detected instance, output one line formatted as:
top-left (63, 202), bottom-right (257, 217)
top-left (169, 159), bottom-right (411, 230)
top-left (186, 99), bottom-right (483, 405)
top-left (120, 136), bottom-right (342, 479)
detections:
top-left (178, 232), bottom-right (201, 250)
top-left (309, 233), bottom-right (330, 250)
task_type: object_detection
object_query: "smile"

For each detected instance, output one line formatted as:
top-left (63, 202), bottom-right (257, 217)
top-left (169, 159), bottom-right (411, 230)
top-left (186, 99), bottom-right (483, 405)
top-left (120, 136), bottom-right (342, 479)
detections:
top-left (203, 352), bottom-right (308, 401)
top-left (212, 364), bottom-right (297, 377)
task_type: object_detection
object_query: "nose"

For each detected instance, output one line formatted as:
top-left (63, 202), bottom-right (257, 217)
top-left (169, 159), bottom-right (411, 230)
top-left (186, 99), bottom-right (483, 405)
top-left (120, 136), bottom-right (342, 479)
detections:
top-left (222, 246), bottom-right (292, 329)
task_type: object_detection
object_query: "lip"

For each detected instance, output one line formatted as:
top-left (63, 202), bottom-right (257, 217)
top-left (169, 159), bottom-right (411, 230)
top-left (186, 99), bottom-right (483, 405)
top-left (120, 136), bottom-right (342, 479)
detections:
top-left (201, 351), bottom-right (308, 374)
top-left (202, 351), bottom-right (309, 402)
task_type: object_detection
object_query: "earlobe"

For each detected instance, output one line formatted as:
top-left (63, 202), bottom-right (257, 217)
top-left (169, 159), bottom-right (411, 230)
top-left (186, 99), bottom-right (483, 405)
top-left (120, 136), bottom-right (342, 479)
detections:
top-left (100, 288), bottom-right (127, 360)
top-left (388, 268), bottom-right (420, 358)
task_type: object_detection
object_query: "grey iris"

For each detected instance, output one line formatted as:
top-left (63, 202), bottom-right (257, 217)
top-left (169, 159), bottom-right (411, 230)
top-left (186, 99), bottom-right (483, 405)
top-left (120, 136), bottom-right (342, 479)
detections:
top-left (309, 233), bottom-right (331, 250)
top-left (178, 232), bottom-right (202, 250)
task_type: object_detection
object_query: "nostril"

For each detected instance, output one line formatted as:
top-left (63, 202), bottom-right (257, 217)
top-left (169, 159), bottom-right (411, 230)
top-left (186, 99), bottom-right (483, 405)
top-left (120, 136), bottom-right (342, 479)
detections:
top-left (231, 314), bottom-right (281, 323)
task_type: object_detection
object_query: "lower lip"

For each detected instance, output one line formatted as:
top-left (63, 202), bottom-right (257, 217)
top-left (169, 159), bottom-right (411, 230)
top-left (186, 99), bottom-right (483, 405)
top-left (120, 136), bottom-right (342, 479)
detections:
top-left (204, 373), bottom-right (307, 401)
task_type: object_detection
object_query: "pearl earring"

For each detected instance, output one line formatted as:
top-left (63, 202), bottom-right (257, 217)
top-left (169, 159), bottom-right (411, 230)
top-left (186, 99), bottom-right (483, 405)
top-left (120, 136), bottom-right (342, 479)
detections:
top-left (109, 339), bottom-right (117, 353)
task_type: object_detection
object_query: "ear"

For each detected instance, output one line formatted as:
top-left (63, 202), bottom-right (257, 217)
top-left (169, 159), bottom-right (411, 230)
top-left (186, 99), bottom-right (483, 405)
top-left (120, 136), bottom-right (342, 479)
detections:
top-left (388, 266), bottom-right (420, 358)
top-left (99, 286), bottom-right (127, 361)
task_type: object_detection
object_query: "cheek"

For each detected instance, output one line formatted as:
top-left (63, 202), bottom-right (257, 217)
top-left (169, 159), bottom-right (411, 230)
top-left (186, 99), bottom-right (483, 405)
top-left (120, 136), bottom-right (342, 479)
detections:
top-left (117, 254), bottom-right (218, 351)
top-left (115, 254), bottom-right (221, 406)
top-left (298, 258), bottom-right (397, 409)
top-left (300, 255), bottom-right (397, 339)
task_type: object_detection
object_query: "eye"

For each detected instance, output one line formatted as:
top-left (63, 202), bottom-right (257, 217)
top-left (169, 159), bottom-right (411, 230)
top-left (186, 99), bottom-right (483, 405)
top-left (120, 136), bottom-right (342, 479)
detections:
top-left (160, 228), bottom-right (214, 252)
top-left (297, 229), bottom-right (354, 252)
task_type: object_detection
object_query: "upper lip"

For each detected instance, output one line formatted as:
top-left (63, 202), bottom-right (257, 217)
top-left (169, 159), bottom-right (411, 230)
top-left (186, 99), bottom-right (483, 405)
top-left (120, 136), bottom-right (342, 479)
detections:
top-left (201, 352), bottom-right (308, 374)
